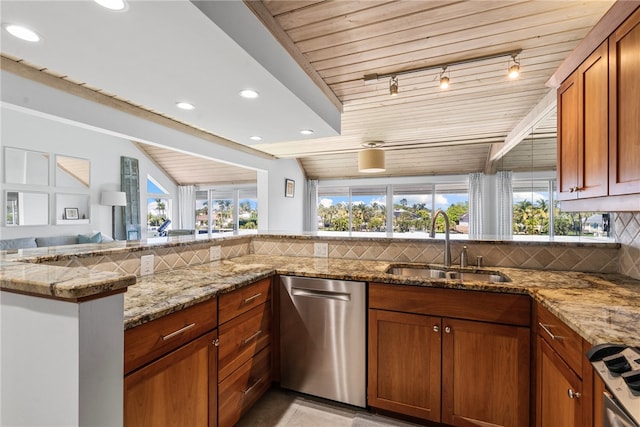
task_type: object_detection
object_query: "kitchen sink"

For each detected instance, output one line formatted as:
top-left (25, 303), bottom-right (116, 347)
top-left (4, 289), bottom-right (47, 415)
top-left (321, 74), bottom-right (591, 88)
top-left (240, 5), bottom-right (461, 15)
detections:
top-left (385, 266), bottom-right (510, 283)
top-left (385, 267), bottom-right (447, 278)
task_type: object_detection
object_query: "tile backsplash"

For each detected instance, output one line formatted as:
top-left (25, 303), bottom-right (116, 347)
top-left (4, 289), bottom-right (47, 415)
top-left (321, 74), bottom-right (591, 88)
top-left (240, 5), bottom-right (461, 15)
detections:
top-left (40, 228), bottom-right (632, 277)
top-left (252, 236), bottom-right (620, 273)
top-left (615, 212), bottom-right (640, 280)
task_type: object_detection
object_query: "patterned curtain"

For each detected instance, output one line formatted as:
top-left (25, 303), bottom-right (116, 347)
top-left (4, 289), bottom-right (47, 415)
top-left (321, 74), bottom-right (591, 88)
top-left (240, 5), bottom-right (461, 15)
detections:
top-left (468, 172), bottom-right (483, 239)
top-left (304, 180), bottom-right (318, 233)
top-left (177, 185), bottom-right (195, 229)
top-left (496, 171), bottom-right (513, 239)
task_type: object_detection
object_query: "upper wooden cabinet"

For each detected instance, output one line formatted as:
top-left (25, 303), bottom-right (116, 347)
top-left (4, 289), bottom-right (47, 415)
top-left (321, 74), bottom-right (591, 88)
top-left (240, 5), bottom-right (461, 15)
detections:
top-left (557, 41), bottom-right (609, 201)
top-left (608, 7), bottom-right (640, 196)
top-left (557, 6), bottom-right (640, 210)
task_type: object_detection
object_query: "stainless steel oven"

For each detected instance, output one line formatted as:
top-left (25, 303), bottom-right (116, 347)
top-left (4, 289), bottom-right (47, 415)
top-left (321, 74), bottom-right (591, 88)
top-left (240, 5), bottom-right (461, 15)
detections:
top-left (588, 344), bottom-right (640, 427)
top-left (604, 392), bottom-right (638, 427)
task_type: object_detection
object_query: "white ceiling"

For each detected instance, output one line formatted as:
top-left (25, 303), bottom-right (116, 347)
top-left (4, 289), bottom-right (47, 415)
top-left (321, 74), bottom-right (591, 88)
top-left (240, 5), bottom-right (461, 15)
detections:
top-left (0, 0), bottom-right (340, 147)
top-left (0, 0), bottom-right (616, 182)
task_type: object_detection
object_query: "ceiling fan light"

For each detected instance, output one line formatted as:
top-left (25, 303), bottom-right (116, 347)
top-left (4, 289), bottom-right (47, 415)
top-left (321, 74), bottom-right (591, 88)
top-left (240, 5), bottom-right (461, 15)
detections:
top-left (358, 148), bottom-right (386, 173)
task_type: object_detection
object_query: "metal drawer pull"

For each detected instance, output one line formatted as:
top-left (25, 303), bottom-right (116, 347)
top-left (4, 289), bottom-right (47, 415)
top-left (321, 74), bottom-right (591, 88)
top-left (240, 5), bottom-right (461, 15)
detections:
top-left (242, 377), bottom-right (263, 396)
top-left (567, 389), bottom-right (581, 399)
top-left (243, 293), bottom-right (262, 304)
top-left (162, 323), bottom-right (196, 341)
top-left (433, 325), bottom-right (439, 332)
top-left (242, 330), bottom-right (262, 345)
top-left (539, 322), bottom-right (564, 341)
top-left (444, 326), bottom-right (451, 334)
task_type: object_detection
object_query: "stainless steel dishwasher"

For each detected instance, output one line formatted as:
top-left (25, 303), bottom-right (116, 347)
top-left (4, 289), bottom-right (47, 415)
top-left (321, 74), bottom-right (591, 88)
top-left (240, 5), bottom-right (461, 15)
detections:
top-left (279, 275), bottom-right (366, 407)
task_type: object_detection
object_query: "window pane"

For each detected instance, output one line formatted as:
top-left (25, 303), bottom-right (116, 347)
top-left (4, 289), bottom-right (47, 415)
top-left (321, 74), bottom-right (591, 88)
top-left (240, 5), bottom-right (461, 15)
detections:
top-left (392, 185), bottom-right (432, 236)
top-left (195, 190), bottom-right (209, 235)
top-left (317, 187), bottom-right (350, 233)
top-left (211, 190), bottom-right (234, 234)
top-left (147, 197), bottom-right (170, 234)
top-left (239, 188), bottom-right (258, 232)
top-left (513, 180), bottom-right (551, 236)
top-left (435, 184), bottom-right (469, 236)
top-left (351, 186), bottom-right (386, 235)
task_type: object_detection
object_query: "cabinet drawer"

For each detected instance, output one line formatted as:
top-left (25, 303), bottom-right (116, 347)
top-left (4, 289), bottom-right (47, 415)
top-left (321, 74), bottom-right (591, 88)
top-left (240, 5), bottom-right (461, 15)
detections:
top-left (369, 283), bottom-right (531, 326)
top-left (218, 302), bottom-right (271, 381)
top-left (219, 278), bottom-right (271, 324)
top-left (125, 298), bottom-right (217, 374)
top-left (218, 347), bottom-right (271, 427)
top-left (536, 304), bottom-right (583, 375)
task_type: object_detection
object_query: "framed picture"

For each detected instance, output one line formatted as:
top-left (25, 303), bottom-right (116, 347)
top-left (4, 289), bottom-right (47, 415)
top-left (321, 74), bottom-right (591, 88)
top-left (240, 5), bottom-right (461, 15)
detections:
top-left (285, 179), bottom-right (295, 198)
top-left (64, 207), bottom-right (79, 220)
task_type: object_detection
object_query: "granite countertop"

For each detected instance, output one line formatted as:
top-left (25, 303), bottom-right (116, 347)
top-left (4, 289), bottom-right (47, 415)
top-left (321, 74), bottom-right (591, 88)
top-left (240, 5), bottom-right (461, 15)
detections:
top-left (124, 254), bottom-right (640, 347)
top-left (0, 259), bottom-right (135, 300)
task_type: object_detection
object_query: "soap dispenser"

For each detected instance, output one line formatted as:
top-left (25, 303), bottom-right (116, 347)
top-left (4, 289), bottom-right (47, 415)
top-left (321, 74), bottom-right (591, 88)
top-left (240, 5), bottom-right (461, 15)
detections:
top-left (460, 246), bottom-right (468, 267)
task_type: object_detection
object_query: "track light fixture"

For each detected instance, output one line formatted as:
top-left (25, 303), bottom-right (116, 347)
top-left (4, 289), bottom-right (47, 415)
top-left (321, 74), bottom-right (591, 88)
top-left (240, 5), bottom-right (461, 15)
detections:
top-left (439, 67), bottom-right (450, 90)
top-left (389, 76), bottom-right (398, 96)
top-left (509, 54), bottom-right (521, 79)
top-left (363, 49), bottom-right (522, 93)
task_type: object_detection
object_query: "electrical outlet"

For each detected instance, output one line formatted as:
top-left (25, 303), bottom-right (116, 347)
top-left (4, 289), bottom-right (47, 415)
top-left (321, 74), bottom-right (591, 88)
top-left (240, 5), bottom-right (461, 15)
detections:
top-left (314, 242), bottom-right (328, 258)
top-left (140, 254), bottom-right (154, 276)
top-left (210, 246), bottom-right (221, 262)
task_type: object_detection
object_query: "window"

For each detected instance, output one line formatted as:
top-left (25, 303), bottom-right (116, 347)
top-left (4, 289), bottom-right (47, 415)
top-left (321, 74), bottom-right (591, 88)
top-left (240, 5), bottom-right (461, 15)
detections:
top-left (194, 186), bottom-right (258, 237)
top-left (146, 175), bottom-right (171, 234)
top-left (317, 176), bottom-right (609, 242)
top-left (512, 178), bottom-right (612, 241)
top-left (317, 181), bottom-right (468, 238)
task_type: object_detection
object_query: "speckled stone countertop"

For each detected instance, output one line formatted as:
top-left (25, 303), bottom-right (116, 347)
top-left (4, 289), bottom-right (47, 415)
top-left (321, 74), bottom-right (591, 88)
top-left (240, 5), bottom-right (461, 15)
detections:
top-left (0, 259), bottom-right (135, 300)
top-left (124, 254), bottom-right (640, 347)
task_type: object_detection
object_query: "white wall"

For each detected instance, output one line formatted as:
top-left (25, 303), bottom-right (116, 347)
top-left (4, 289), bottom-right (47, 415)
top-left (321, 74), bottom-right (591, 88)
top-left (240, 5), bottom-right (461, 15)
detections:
top-left (0, 107), bottom-right (177, 240)
top-left (260, 158), bottom-right (306, 233)
top-left (1, 71), bottom-right (309, 236)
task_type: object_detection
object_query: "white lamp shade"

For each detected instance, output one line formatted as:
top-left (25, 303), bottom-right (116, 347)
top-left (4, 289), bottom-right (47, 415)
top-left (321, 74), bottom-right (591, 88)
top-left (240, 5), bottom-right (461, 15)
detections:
top-left (101, 191), bottom-right (127, 206)
top-left (358, 148), bottom-right (386, 173)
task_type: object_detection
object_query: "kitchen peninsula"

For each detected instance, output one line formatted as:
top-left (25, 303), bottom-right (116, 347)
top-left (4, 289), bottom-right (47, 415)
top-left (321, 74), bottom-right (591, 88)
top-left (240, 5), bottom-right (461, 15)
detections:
top-left (2, 234), bottom-right (639, 426)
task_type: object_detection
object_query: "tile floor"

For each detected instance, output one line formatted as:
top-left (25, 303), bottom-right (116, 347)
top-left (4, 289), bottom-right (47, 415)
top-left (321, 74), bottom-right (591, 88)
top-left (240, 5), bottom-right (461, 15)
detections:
top-left (237, 388), bottom-right (421, 427)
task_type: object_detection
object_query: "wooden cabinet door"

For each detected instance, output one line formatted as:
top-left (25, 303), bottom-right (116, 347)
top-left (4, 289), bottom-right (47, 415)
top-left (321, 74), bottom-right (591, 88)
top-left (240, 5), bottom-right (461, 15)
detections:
top-left (442, 318), bottom-right (530, 427)
top-left (368, 309), bottom-right (442, 422)
top-left (558, 72), bottom-right (580, 200)
top-left (609, 7), bottom-right (640, 196)
top-left (577, 41), bottom-right (609, 199)
top-left (536, 337), bottom-right (582, 427)
top-left (124, 331), bottom-right (217, 427)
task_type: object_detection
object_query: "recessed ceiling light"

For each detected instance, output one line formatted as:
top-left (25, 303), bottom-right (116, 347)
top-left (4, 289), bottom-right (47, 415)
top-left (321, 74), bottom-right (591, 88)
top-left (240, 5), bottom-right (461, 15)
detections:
top-left (300, 129), bottom-right (314, 135)
top-left (94, 0), bottom-right (128, 11)
top-left (176, 102), bottom-right (195, 110)
top-left (250, 136), bottom-right (262, 141)
top-left (239, 89), bottom-right (259, 99)
top-left (4, 24), bottom-right (40, 42)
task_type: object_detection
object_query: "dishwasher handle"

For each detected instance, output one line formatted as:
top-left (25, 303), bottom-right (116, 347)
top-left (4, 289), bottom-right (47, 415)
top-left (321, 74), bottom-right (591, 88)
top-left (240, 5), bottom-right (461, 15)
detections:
top-left (291, 287), bottom-right (351, 301)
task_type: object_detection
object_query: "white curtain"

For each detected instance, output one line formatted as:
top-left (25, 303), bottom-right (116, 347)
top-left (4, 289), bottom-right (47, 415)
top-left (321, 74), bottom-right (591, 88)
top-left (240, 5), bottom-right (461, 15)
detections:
top-left (177, 185), bottom-right (195, 229)
top-left (304, 180), bottom-right (318, 233)
top-left (468, 172), bottom-right (483, 239)
top-left (496, 170), bottom-right (513, 239)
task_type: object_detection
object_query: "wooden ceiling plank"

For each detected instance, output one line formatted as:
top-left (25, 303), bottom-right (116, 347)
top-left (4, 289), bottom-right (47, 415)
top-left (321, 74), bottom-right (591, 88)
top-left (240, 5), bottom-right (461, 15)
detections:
top-left (302, 1), bottom-right (582, 61)
top-left (313, 15), bottom-right (601, 76)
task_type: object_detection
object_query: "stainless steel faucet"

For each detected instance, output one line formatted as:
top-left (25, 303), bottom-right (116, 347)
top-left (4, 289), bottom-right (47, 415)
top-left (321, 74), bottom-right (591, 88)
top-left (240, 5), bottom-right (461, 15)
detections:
top-left (429, 209), bottom-right (451, 267)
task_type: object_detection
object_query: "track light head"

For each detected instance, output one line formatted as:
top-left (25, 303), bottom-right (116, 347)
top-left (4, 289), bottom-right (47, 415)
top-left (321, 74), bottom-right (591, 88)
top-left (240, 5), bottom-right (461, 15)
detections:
top-left (439, 67), bottom-right (450, 90)
top-left (389, 76), bottom-right (398, 96)
top-left (509, 54), bottom-right (521, 79)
